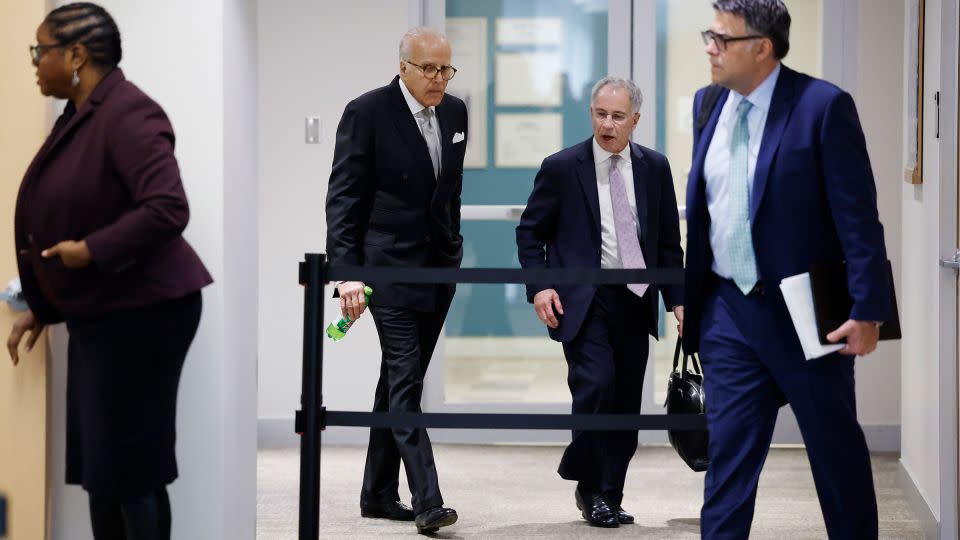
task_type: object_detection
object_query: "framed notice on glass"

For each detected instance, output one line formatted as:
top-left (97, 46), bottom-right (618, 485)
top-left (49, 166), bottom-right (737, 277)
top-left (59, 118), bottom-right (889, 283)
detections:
top-left (446, 17), bottom-right (489, 168)
top-left (494, 113), bottom-right (562, 168)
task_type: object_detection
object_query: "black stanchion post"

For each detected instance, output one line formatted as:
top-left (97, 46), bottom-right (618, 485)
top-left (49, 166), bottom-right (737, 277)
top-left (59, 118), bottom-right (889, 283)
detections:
top-left (0, 493), bottom-right (7, 538)
top-left (297, 253), bottom-right (326, 539)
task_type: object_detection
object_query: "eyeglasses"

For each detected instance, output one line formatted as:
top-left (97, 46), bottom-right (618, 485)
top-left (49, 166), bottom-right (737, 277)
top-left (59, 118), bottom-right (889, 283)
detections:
top-left (593, 110), bottom-right (632, 124)
top-left (404, 60), bottom-right (457, 81)
top-left (29, 43), bottom-right (65, 65)
top-left (700, 30), bottom-right (765, 52)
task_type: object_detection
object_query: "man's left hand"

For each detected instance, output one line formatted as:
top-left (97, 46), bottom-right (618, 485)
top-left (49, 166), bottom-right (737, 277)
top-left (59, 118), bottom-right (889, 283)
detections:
top-left (673, 305), bottom-right (684, 337)
top-left (826, 319), bottom-right (880, 356)
top-left (42, 240), bottom-right (92, 269)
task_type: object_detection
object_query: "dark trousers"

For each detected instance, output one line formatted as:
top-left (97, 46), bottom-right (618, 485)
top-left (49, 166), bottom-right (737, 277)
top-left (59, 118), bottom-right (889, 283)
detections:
top-left (89, 488), bottom-right (171, 540)
top-left (558, 285), bottom-right (650, 507)
top-left (699, 278), bottom-right (877, 539)
top-left (361, 293), bottom-right (451, 514)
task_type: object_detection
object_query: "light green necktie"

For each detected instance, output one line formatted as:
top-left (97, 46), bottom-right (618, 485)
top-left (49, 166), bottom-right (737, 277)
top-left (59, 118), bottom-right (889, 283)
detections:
top-left (728, 99), bottom-right (757, 294)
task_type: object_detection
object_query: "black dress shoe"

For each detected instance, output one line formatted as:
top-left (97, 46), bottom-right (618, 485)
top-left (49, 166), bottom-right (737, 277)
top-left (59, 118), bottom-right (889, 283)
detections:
top-left (574, 489), bottom-right (618, 528)
top-left (614, 506), bottom-right (634, 524)
top-left (414, 506), bottom-right (457, 534)
top-left (360, 500), bottom-right (415, 521)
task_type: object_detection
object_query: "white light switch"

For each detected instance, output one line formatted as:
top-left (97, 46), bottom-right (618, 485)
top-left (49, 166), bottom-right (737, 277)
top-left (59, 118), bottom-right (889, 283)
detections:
top-left (305, 116), bottom-right (321, 144)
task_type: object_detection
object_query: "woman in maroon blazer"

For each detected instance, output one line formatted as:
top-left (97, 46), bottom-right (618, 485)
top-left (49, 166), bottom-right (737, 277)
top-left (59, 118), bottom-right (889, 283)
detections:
top-left (7, 3), bottom-right (212, 538)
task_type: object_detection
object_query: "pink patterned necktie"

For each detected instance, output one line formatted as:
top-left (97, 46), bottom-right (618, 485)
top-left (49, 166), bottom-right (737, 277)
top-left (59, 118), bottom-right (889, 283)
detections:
top-left (608, 154), bottom-right (648, 297)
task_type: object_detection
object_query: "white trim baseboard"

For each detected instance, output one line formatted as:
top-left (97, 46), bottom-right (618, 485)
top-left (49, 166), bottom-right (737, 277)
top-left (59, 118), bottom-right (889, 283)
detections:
top-left (898, 461), bottom-right (940, 539)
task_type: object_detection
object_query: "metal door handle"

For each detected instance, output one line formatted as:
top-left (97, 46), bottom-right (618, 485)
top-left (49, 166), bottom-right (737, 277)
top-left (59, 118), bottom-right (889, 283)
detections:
top-left (941, 250), bottom-right (960, 269)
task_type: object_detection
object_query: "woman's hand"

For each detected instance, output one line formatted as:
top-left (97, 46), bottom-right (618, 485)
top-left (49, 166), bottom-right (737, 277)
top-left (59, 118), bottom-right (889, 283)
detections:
top-left (7, 310), bottom-right (45, 366)
top-left (42, 239), bottom-right (92, 268)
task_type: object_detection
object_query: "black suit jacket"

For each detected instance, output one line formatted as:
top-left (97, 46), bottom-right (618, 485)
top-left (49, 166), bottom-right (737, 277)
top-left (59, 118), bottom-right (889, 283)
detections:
top-left (516, 139), bottom-right (684, 343)
top-left (325, 76), bottom-right (467, 310)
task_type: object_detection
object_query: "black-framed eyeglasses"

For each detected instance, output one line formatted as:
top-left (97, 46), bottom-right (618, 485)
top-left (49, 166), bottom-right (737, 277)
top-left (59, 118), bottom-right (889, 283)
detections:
top-left (404, 60), bottom-right (457, 81)
top-left (29, 43), bottom-right (65, 65)
top-left (700, 30), bottom-right (765, 51)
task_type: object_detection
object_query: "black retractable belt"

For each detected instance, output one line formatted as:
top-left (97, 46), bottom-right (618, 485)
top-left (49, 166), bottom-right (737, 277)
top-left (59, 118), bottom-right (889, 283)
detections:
top-left (295, 254), bottom-right (695, 539)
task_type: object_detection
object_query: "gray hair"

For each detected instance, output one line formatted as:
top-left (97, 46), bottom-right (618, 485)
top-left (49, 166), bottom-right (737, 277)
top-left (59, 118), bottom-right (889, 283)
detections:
top-left (399, 26), bottom-right (448, 60)
top-left (713, 0), bottom-right (791, 59)
top-left (590, 77), bottom-right (643, 113)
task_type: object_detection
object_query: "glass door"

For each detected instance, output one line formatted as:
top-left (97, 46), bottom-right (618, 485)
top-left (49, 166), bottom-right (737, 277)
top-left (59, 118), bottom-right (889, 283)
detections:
top-left (420, 0), bottom-right (825, 445)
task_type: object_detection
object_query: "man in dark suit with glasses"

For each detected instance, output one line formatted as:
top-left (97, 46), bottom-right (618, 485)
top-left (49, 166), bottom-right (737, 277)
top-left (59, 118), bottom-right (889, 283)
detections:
top-left (325, 26), bottom-right (467, 535)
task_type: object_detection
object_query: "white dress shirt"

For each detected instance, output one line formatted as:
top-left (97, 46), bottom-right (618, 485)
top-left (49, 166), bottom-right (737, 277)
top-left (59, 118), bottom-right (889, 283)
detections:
top-left (593, 138), bottom-right (639, 269)
top-left (703, 63), bottom-right (781, 279)
top-left (399, 77), bottom-right (442, 162)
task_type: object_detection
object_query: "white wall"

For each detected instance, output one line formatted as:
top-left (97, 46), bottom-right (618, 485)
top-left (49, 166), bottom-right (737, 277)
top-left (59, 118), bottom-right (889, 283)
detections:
top-left (47, 1), bottom-right (258, 538)
top-left (256, 0), bottom-right (413, 445)
top-left (222, 0), bottom-right (260, 536)
top-left (852, 0), bottom-right (905, 441)
top-left (900, 0), bottom-right (944, 524)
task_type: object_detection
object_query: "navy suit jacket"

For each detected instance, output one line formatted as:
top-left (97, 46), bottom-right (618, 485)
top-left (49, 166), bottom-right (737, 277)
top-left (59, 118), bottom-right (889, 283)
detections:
top-left (516, 138), bottom-right (684, 343)
top-left (684, 65), bottom-right (895, 353)
top-left (15, 68), bottom-right (212, 324)
top-left (325, 76), bottom-right (467, 310)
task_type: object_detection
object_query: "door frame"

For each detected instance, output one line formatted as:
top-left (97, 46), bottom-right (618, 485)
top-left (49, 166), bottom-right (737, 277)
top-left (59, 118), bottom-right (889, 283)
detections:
top-left (937, 0), bottom-right (959, 537)
top-left (415, 0), bottom-right (856, 446)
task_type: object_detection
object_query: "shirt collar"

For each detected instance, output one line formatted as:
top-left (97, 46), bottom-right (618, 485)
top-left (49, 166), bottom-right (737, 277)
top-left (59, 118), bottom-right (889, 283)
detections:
top-left (592, 137), bottom-right (631, 166)
top-left (399, 76), bottom-right (435, 118)
top-left (730, 62), bottom-right (781, 113)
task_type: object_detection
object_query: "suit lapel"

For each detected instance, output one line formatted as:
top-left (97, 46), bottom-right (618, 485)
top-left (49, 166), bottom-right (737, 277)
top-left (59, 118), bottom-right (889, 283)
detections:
top-left (23, 68), bottom-right (125, 183)
top-left (689, 87), bottom-right (728, 211)
top-left (630, 143), bottom-right (652, 245)
top-left (387, 76), bottom-right (435, 180)
top-left (28, 103), bottom-right (95, 179)
top-left (575, 139), bottom-right (601, 240)
top-left (751, 66), bottom-right (798, 220)
top-left (436, 98), bottom-right (454, 184)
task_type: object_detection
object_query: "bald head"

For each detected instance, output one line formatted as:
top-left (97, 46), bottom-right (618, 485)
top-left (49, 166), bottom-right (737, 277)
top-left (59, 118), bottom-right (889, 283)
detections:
top-left (399, 26), bottom-right (449, 60)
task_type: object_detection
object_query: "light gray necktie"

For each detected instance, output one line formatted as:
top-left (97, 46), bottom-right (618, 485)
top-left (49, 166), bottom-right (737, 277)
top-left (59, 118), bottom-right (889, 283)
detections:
top-left (419, 108), bottom-right (441, 179)
top-left (609, 154), bottom-right (648, 297)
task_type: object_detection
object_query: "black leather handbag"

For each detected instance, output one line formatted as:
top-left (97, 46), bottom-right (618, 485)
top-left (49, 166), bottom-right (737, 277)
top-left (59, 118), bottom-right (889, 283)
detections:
top-left (664, 338), bottom-right (710, 472)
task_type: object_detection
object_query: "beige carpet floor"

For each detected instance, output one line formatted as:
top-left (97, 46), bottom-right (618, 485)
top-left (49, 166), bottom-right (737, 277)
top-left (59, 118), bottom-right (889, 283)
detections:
top-left (257, 444), bottom-right (923, 539)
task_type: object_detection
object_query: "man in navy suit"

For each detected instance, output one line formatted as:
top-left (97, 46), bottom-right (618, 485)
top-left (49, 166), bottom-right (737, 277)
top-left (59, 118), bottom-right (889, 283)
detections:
top-left (325, 27), bottom-right (466, 534)
top-left (517, 77), bottom-right (684, 528)
top-left (684, 1), bottom-right (896, 538)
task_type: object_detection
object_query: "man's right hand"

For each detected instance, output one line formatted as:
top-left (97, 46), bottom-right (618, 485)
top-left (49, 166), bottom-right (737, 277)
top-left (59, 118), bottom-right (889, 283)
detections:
top-left (533, 289), bottom-right (564, 329)
top-left (337, 281), bottom-right (368, 322)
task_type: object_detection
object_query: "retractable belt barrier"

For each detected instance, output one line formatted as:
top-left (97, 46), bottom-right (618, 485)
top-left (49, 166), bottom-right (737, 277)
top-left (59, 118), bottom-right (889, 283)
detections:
top-left (294, 253), bottom-right (700, 539)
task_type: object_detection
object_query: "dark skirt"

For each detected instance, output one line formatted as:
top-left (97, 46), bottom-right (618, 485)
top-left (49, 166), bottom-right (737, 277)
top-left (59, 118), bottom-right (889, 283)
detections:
top-left (65, 292), bottom-right (201, 497)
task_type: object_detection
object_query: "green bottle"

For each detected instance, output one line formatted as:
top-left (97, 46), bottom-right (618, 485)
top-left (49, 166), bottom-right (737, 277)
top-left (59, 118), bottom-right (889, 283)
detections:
top-left (326, 286), bottom-right (373, 341)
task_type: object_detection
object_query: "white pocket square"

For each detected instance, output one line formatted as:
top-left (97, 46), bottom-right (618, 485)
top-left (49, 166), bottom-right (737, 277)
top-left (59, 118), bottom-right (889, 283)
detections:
top-left (452, 132), bottom-right (465, 144)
